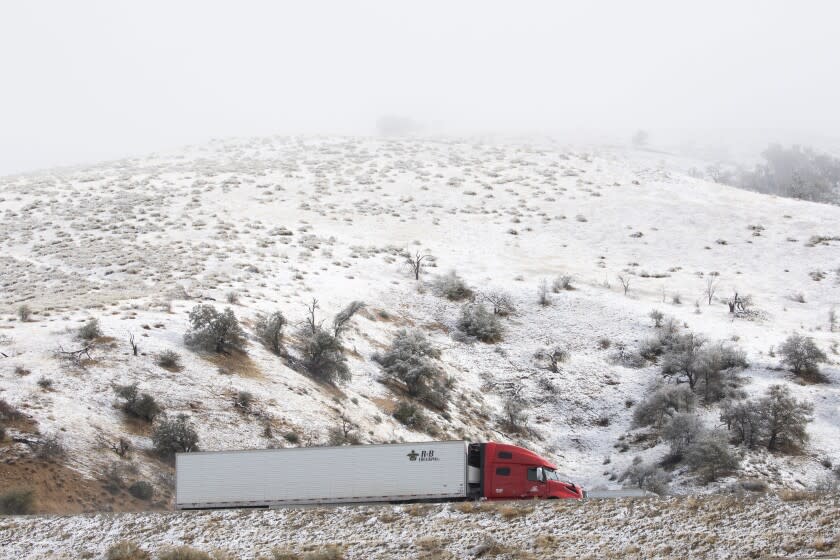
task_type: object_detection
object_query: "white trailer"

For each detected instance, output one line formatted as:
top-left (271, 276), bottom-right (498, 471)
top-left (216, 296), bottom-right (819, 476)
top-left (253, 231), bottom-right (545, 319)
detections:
top-left (176, 440), bottom-right (468, 509)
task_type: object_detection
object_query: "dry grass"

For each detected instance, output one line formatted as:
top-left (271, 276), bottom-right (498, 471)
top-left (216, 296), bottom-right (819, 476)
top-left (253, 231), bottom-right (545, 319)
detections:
top-left (779, 490), bottom-right (818, 502)
top-left (204, 349), bottom-right (263, 378)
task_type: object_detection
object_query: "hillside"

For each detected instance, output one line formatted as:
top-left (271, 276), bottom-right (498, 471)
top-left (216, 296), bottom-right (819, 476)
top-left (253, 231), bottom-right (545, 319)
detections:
top-left (1, 136), bottom-right (839, 513)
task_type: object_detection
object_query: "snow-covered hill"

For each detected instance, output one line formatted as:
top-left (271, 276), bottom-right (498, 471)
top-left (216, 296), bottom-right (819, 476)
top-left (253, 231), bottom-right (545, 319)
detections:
top-left (1, 136), bottom-right (838, 512)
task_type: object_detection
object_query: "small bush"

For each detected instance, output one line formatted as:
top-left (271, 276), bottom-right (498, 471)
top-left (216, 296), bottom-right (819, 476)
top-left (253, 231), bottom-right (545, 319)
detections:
top-left (534, 346), bottom-right (569, 372)
top-left (17, 305), bottom-right (32, 322)
top-left (392, 400), bottom-right (428, 430)
top-left (499, 397), bottom-right (528, 434)
top-left (483, 290), bottom-right (515, 316)
top-left (432, 271), bottom-right (474, 301)
top-left (296, 327), bottom-right (350, 384)
top-left (115, 384), bottom-right (162, 422)
top-left (77, 318), bottom-right (103, 340)
top-left (36, 376), bottom-right (53, 390)
top-left (106, 540), bottom-right (150, 560)
top-left (684, 432), bottom-right (740, 482)
top-left (235, 390), bottom-right (254, 411)
top-left (537, 279), bottom-right (551, 306)
top-left (283, 432), bottom-right (300, 444)
top-left (225, 291), bottom-right (240, 304)
top-left (662, 412), bottom-right (704, 456)
top-left (373, 330), bottom-right (448, 408)
top-left (37, 433), bottom-right (66, 462)
top-left (0, 399), bottom-right (23, 422)
top-left (152, 414), bottom-right (200, 459)
top-left (552, 274), bottom-right (573, 292)
top-left (254, 311), bottom-right (287, 354)
top-left (598, 337), bottom-right (611, 350)
top-left (632, 385), bottom-right (696, 432)
top-left (457, 303), bottom-right (503, 342)
top-left (779, 333), bottom-right (827, 379)
top-left (156, 350), bottom-right (182, 369)
top-left (184, 305), bottom-right (247, 354)
top-left (648, 309), bottom-right (664, 328)
top-left (128, 481), bottom-right (154, 500)
top-left (620, 458), bottom-right (670, 495)
top-left (0, 487), bottom-right (35, 514)
top-left (158, 546), bottom-right (212, 560)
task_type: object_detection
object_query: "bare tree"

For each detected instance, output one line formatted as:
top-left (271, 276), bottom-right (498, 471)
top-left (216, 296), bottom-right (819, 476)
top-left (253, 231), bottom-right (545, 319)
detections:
top-left (128, 332), bottom-right (139, 357)
top-left (704, 275), bottom-right (719, 305)
top-left (618, 274), bottom-right (631, 296)
top-left (405, 251), bottom-right (430, 281)
top-left (55, 344), bottom-right (94, 367)
top-left (304, 298), bottom-right (320, 334)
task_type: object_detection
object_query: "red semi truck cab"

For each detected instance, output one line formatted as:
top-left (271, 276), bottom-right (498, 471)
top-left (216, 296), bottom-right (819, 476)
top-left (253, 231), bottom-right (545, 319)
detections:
top-left (468, 442), bottom-right (584, 500)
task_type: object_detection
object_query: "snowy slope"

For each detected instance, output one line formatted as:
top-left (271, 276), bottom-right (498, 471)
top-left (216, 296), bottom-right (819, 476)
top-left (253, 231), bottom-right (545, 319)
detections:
top-left (0, 136), bottom-right (838, 509)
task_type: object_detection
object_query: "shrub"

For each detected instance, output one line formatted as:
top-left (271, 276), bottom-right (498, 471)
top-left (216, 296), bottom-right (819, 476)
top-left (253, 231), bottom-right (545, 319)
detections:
top-left (457, 303), bottom-right (503, 342)
top-left (632, 385), bottom-right (696, 432)
top-left (552, 274), bottom-right (573, 292)
top-left (156, 350), bottom-right (182, 369)
top-left (620, 458), bottom-right (670, 495)
top-left (482, 290), bottom-right (516, 316)
top-left (225, 291), bottom-right (240, 304)
top-left (0, 399), bottom-right (23, 422)
top-left (648, 309), bottom-right (664, 328)
top-left (432, 271), bottom-right (474, 301)
top-left (499, 397), bottom-right (528, 434)
top-left (158, 546), bottom-right (212, 560)
top-left (235, 390), bottom-right (254, 412)
top-left (537, 279), bottom-right (551, 306)
top-left (106, 540), bottom-right (150, 560)
top-left (0, 424), bottom-right (5, 441)
top-left (36, 376), bottom-right (53, 390)
top-left (17, 305), bottom-right (32, 322)
top-left (254, 311), bottom-right (287, 354)
top-left (152, 414), bottom-right (199, 459)
top-left (37, 433), bottom-right (66, 462)
top-left (115, 384), bottom-right (162, 422)
top-left (184, 305), bottom-right (247, 354)
top-left (533, 346), bottom-right (569, 372)
top-left (684, 432), bottom-right (740, 482)
top-left (283, 432), bottom-right (300, 444)
top-left (0, 487), bottom-right (34, 514)
top-left (779, 333), bottom-right (827, 378)
top-left (392, 400), bottom-right (428, 430)
top-left (327, 416), bottom-right (360, 446)
top-left (297, 327), bottom-right (350, 384)
top-left (77, 318), bottom-right (102, 340)
top-left (662, 412), bottom-right (704, 456)
top-left (373, 330), bottom-right (448, 408)
top-left (760, 384), bottom-right (813, 452)
top-left (128, 481), bottom-right (154, 500)
top-left (720, 399), bottom-right (763, 449)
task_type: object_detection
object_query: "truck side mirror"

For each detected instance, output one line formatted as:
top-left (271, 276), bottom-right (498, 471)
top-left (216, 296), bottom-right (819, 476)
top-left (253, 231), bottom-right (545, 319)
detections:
top-left (536, 467), bottom-right (544, 482)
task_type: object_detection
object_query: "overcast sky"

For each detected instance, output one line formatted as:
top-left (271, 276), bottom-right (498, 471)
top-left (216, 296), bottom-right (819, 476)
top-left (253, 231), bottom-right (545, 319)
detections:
top-left (1, 1), bottom-right (839, 175)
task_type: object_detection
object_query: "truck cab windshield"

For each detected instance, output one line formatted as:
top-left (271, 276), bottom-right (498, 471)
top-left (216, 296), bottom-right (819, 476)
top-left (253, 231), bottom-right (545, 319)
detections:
top-left (544, 469), bottom-right (560, 481)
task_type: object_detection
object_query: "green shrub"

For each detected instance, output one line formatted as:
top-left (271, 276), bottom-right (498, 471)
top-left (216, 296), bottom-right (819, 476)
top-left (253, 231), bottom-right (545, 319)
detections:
top-left (152, 414), bottom-right (200, 459)
top-left (0, 487), bottom-right (35, 514)
top-left (77, 318), bottom-right (103, 340)
top-left (115, 384), bottom-right (162, 422)
top-left (457, 303), bottom-right (503, 342)
top-left (184, 305), bottom-right (247, 354)
top-left (156, 350), bottom-right (182, 369)
top-left (254, 311), bottom-right (287, 354)
top-left (128, 481), bottom-right (154, 500)
top-left (392, 400), bottom-right (428, 430)
top-left (296, 327), bottom-right (350, 384)
top-left (432, 271), bottom-right (474, 301)
top-left (373, 330), bottom-right (448, 408)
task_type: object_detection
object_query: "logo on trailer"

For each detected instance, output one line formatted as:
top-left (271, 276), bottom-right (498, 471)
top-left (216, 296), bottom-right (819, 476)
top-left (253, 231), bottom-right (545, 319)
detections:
top-left (406, 449), bottom-right (440, 462)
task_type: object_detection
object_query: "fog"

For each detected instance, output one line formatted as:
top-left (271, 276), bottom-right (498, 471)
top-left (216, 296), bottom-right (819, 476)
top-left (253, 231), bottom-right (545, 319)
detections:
top-left (2, 1), bottom-right (839, 175)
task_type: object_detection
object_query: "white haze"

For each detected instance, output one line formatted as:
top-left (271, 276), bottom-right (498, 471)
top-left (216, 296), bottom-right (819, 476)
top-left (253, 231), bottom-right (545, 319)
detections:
top-left (1, 0), bottom-right (839, 175)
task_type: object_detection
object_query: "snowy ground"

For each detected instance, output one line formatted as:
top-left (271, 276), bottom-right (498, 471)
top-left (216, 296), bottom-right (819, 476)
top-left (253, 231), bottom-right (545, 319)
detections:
top-left (1, 495), bottom-right (839, 559)
top-left (1, 136), bottom-right (839, 513)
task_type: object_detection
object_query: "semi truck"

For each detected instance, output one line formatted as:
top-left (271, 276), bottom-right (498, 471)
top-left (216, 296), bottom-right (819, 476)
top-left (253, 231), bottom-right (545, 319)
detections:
top-left (176, 440), bottom-right (584, 509)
